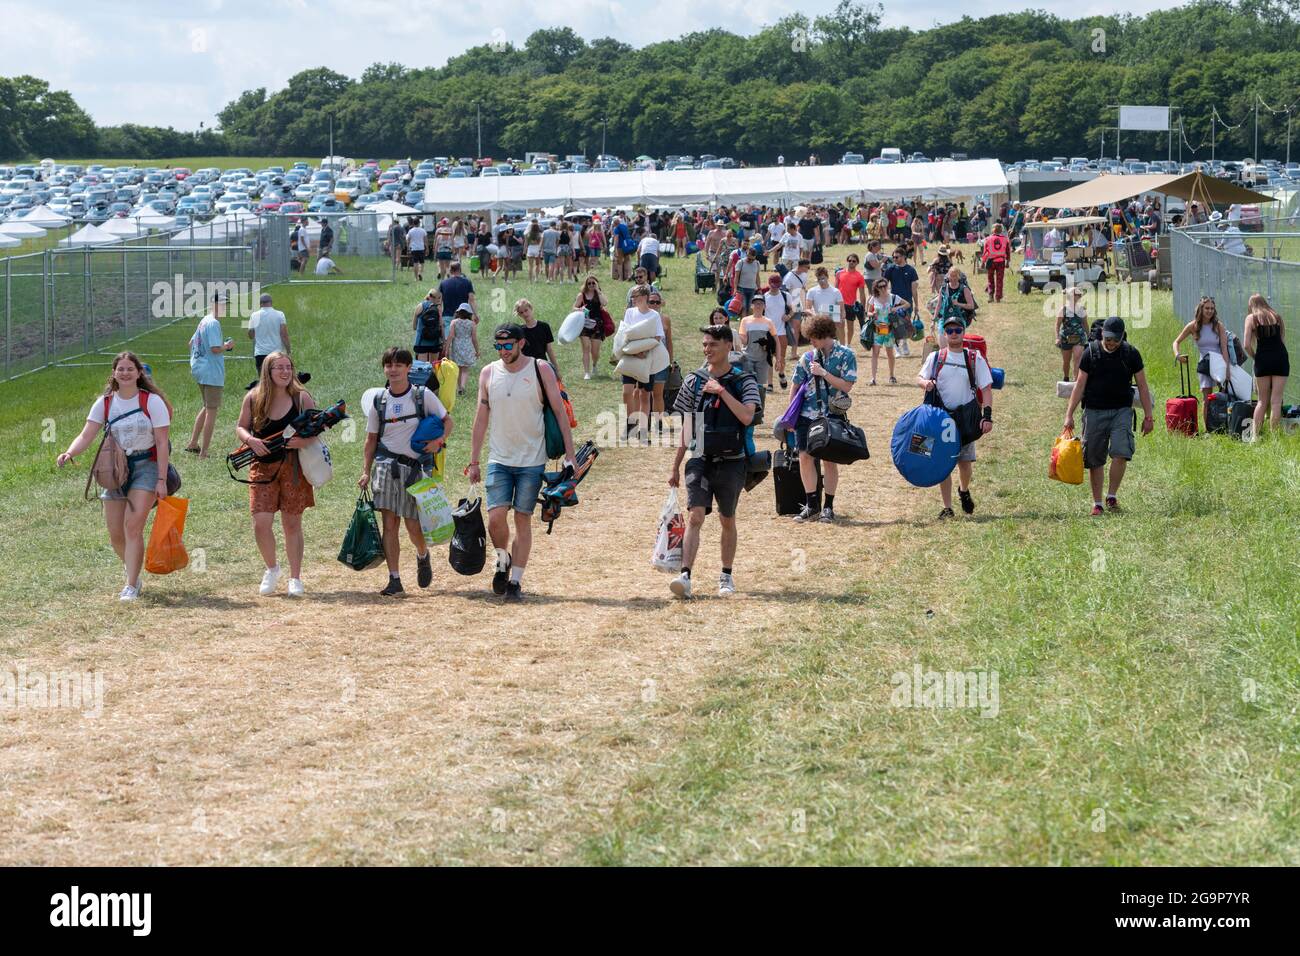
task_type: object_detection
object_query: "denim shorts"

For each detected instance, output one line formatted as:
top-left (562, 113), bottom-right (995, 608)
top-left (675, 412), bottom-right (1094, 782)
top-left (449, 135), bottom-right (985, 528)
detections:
top-left (543, 252), bottom-right (557, 266)
top-left (101, 456), bottom-right (158, 500)
top-left (485, 462), bottom-right (546, 514)
top-left (622, 367), bottom-right (668, 391)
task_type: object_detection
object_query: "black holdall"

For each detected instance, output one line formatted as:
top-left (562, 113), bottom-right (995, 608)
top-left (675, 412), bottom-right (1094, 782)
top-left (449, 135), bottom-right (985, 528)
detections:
top-left (926, 348), bottom-right (984, 446)
top-left (449, 487), bottom-right (487, 575)
top-left (805, 374), bottom-right (869, 465)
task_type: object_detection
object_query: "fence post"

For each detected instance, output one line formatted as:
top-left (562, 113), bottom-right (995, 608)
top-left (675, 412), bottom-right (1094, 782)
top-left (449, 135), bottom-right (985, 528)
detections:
top-left (84, 246), bottom-right (92, 353)
top-left (4, 255), bottom-right (10, 378)
top-left (1266, 237), bottom-right (1274, 299)
top-left (123, 245), bottom-right (129, 337)
top-left (43, 250), bottom-right (50, 367)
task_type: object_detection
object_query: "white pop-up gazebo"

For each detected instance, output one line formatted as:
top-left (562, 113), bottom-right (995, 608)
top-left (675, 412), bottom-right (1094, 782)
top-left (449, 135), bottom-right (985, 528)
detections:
top-left (420, 161), bottom-right (1009, 212)
top-left (19, 204), bottom-right (72, 229)
top-left (58, 223), bottom-right (121, 246)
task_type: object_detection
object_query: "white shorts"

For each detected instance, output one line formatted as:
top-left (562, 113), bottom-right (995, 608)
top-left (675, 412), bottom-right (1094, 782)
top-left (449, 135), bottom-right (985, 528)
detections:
top-left (527, 245), bottom-right (541, 257)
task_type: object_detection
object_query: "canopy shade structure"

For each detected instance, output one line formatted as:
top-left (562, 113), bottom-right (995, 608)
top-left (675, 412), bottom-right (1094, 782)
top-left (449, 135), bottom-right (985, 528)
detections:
top-left (421, 161), bottom-right (1008, 212)
top-left (368, 199), bottom-right (420, 215)
top-left (0, 233), bottom-right (21, 248)
top-left (58, 223), bottom-right (120, 246)
top-left (18, 204), bottom-right (72, 228)
top-left (1030, 171), bottom-right (1276, 211)
top-left (101, 217), bottom-right (146, 237)
top-left (0, 220), bottom-right (48, 239)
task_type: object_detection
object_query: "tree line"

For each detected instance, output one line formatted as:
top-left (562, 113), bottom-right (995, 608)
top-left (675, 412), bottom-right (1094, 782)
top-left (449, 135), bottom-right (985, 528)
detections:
top-left (4, 1), bottom-right (1300, 164)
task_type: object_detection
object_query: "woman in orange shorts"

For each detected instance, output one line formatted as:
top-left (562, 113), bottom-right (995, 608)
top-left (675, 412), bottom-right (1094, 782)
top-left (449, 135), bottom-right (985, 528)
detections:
top-left (235, 350), bottom-right (316, 597)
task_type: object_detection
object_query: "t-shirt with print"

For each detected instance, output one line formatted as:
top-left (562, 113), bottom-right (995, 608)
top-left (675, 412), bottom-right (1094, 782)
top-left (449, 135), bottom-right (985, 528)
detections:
top-left (247, 307), bottom-right (286, 357)
top-left (805, 284), bottom-right (844, 321)
top-left (792, 343), bottom-right (858, 418)
top-left (87, 392), bottom-right (171, 454)
top-left (366, 384), bottom-right (448, 459)
top-left (920, 349), bottom-right (994, 410)
top-left (189, 314), bottom-right (225, 387)
top-left (1079, 342), bottom-right (1144, 410)
top-left (779, 232), bottom-right (802, 261)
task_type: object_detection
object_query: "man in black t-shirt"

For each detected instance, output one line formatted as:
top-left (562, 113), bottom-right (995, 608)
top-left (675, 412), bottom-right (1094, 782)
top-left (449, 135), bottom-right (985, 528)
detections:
top-left (1064, 317), bottom-right (1155, 516)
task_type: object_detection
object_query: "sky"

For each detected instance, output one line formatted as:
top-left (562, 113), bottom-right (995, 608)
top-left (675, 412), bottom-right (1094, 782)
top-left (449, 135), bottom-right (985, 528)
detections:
top-left (1, 0), bottom-right (1194, 129)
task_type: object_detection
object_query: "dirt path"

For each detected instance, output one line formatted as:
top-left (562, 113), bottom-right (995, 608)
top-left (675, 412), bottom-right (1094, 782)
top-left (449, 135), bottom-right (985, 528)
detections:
top-left (2, 273), bottom-right (1019, 865)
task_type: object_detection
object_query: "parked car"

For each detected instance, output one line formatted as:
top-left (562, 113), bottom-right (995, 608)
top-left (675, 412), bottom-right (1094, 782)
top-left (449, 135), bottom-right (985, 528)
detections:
top-left (306, 196), bottom-right (345, 213)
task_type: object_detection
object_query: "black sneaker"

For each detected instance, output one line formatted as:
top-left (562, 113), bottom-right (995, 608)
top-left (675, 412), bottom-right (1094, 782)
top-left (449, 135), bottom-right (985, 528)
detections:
top-left (380, 578), bottom-right (406, 597)
top-left (416, 552), bottom-right (432, 588)
top-left (504, 581), bottom-right (523, 602)
top-left (793, 504), bottom-right (816, 522)
top-left (492, 557), bottom-right (511, 595)
top-left (818, 507), bottom-right (835, 523)
top-left (958, 488), bottom-right (975, 515)
top-left (938, 507), bottom-right (955, 520)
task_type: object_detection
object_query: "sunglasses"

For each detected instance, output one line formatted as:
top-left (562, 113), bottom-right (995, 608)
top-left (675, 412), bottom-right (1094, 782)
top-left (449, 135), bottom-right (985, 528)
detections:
top-left (648, 299), bottom-right (662, 305)
top-left (493, 341), bottom-right (517, 351)
top-left (944, 327), bottom-right (964, 334)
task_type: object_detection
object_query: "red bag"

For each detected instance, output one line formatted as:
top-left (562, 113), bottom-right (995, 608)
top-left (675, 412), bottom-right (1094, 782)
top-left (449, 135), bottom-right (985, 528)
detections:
top-left (963, 333), bottom-right (988, 364)
top-left (600, 308), bottom-right (614, 337)
top-left (1166, 359), bottom-right (1198, 436)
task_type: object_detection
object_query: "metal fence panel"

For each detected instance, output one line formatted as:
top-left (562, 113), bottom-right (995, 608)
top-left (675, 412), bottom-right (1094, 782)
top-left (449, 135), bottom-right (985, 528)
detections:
top-left (1171, 218), bottom-right (1299, 403)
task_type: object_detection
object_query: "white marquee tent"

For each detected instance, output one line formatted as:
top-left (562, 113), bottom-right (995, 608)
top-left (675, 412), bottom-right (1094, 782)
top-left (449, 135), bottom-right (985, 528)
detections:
top-left (0, 220), bottom-right (48, 239)
top-left (421, 161), bottom-right (1007, 212)
top-left (0, 233), bottom-right (20, 249)
top-left (58, 223), bottom-right (120, 246)
top-left (18, 204), bottom-right (72, 229)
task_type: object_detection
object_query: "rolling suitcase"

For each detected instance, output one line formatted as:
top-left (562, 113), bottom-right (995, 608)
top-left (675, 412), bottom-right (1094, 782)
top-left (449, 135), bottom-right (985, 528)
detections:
top-left (1165, 360), bottom-right (1198, 436)
top-left (773, 446), bottom-right (820, 515)
top-left (1204, 392), bottom-right (1231, 434)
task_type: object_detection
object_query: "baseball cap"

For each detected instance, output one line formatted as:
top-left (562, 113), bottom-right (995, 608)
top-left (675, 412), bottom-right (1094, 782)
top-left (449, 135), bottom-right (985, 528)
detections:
top-left (1102, 316), bottom-right (1125, 339)
top-left (494, 323), bottom-right (526, 340)
top-left (455, 303), bottom-right (474, 316)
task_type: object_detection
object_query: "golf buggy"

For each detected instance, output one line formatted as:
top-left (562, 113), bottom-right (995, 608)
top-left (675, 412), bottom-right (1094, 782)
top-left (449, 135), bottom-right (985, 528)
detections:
top-left (1016, 216), bottom-right (1108, 294)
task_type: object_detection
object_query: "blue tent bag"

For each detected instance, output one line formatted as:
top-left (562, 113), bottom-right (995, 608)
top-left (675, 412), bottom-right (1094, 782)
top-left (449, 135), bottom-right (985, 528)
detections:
top-left (990, 367), bottom-right (1005, 389)
top-left (891, 404), bottom-right (960, 487)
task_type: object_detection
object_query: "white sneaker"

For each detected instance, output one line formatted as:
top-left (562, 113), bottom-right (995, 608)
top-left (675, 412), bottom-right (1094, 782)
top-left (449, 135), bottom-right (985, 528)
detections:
top-left (287, 578), bottom-right (305, 598)
top-left (583, 372), bottom-right (592, 380)
top-left (119, 584), bottom-right (139, 601)
top-left (718, 572), bottom-right (736, 596)
top-left (669, 572), bottom-right (693, 599)
top-left (259, 565), bottom-right (281, 596)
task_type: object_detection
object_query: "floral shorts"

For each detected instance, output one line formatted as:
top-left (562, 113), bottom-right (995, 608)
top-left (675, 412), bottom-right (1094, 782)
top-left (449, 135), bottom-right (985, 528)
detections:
top-left (249, 453), bottom-right (315, 515)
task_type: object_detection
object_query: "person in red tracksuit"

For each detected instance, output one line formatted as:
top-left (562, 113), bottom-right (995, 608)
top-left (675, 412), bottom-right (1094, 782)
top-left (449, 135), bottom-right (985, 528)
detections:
top-left (982, 222), bottom-right (1010, 303)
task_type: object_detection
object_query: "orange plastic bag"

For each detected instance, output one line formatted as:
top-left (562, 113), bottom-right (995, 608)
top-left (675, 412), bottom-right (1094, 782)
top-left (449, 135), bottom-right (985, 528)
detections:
top-left (145, 496), bottom-right (189, 574)
top-left (1048, 428), bottom-right (1084, 485)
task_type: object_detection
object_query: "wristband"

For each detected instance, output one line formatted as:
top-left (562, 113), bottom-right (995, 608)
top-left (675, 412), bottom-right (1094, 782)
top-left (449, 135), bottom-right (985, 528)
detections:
top-left (982, 406), bottom-right (992, 422)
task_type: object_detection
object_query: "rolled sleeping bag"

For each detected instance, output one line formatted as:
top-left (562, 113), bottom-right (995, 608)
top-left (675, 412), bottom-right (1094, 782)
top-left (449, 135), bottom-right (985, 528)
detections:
top-left (990, 367), bottom-right (1005, 389)
top-left (891, 404), bottom-right (960, 488)
top-left (558, 309), bottom-right (587, 344)
top-left (411, 413), bottom-right (445, 454)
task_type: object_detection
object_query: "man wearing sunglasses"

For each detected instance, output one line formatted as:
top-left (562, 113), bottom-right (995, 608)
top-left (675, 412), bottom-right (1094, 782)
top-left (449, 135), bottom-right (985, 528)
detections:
top-left (1064, 317), bottom-right (1154, 516)
top-left (467, 324), bottom-right (577, 602)
top-left (918, 318), bottom-right (993, 519)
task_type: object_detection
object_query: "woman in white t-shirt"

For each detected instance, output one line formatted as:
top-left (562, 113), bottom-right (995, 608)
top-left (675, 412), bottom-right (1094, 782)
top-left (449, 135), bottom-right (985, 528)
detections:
top-left (56, 351), bottom-right (173, 601)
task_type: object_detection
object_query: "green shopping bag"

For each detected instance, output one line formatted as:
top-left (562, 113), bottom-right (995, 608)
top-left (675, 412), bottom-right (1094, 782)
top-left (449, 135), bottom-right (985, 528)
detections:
top-left (338, 490), bottom-right (386, 571)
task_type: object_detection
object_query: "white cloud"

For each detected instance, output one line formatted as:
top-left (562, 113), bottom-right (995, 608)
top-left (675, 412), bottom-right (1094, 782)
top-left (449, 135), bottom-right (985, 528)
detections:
top-left (1, 0), bottom-right (1193, 129)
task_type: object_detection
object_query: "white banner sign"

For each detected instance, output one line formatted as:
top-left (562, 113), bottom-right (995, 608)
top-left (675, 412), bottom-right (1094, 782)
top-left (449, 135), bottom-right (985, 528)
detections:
top-left (1119, 106), bottom-right (1170, 132)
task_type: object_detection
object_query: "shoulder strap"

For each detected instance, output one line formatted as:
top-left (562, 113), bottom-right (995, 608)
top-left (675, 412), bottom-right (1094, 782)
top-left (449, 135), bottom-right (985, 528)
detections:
top-left (963, 349), bottom-right (980, 397)
top-left (139, 390), bottom-right (151, 418)
top-left (932, 348), bottom-right (948, 382)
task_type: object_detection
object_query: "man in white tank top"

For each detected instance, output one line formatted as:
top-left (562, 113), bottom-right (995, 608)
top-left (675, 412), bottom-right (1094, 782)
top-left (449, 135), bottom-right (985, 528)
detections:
top-left (467, 324), bottom-right (576, 602)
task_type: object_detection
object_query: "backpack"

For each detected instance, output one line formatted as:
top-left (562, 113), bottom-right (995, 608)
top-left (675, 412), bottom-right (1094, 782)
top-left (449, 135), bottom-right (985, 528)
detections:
top-left (375, 385), bottom-right (429, 462)
top-left (416, 301), bottom-right (443, 350)
top-left (87, 392), bottom-right (152, 498)
top-left (688, 367), bottom-right (761, 458)
top-left (927, 348), bottom-right (985, 445)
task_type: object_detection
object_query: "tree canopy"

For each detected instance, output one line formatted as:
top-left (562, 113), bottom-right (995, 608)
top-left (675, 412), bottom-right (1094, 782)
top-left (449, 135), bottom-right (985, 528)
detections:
top-left (4, 1), bottom-right (1299, 163)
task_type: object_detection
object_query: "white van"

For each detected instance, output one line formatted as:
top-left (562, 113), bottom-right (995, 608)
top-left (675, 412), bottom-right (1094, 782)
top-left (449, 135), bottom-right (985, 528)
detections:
top-left (879, 147), bottom-right (902, 163)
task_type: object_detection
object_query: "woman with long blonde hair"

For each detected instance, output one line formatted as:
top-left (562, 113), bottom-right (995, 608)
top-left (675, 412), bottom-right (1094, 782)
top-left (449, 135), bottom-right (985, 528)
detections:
top-left (56, 351), bottom-right (172, 600)
top-left (235, 351), bottom-right (317, 597)
top-left (1243, 292), bottom-right (1290, 435)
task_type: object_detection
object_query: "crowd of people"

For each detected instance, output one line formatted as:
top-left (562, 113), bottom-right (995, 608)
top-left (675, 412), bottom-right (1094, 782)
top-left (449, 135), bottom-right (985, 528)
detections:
top-left (54, 197), bottom-right (1290, 604)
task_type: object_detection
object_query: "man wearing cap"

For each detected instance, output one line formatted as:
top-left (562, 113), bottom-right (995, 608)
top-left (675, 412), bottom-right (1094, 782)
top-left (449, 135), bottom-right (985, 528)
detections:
top-left (918, 316), bottom-right (993, 519)
top-left (667, 324), bottom-right (762, 599)
top-left (1212, 211), bottom-right (1248, 256)
top-left (1064, 316), bottom-right (1154, 516)
top-left (467, 324), bottom-right (577, 602)
top-left (246, 291), bottom-right (289, 375)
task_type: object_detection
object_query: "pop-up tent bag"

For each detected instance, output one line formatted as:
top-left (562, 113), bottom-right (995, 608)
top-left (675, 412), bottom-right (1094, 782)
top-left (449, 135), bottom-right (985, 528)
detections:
top-left (891, 404), bottom-right (960, 487)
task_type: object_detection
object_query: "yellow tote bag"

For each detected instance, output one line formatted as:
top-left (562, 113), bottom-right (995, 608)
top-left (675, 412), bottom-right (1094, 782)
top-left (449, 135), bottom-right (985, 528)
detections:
top-left (1049, 428), bottom-right (1083, 485)
top-left (432, 359), bottom-right (460, 480)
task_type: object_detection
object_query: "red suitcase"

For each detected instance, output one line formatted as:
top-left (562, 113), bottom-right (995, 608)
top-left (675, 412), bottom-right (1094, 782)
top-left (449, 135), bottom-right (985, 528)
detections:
top-left (1166, 359), bottom-right (1198, 436)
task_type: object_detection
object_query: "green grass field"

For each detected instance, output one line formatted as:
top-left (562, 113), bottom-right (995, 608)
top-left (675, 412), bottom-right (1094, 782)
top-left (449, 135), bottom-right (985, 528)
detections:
top-left (1, 241), bottom-right (1296, 865)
